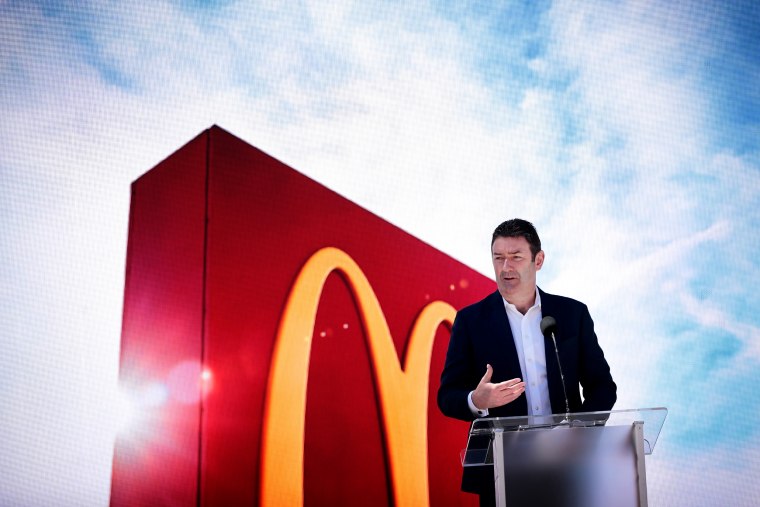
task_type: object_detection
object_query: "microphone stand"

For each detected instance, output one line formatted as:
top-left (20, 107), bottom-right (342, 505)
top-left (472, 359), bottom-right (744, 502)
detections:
top-left (549, 329), bottom-right (571, 425)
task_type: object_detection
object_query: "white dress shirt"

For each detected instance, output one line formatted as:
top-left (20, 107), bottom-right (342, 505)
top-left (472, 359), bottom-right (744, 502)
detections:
top-left (468, 288), bottom-right (552, 418)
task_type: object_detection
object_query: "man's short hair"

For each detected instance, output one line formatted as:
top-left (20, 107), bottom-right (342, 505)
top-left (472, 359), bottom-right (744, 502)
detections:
top-left (491, 219), bottom-right (542, 260)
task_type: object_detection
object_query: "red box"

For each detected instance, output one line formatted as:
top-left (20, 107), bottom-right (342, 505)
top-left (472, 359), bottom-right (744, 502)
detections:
top-left (111, 126), bottom-right (494, 506)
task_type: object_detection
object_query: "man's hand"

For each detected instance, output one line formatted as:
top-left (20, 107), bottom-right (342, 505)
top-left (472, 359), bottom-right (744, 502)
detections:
top-left (471, 364), bottom-right (525, 410)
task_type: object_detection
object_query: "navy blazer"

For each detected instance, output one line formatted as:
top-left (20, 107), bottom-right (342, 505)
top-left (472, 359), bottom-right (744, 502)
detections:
top-left (438, 288), bottom-right (617, 422)
top-left (437, 288), bottom-right (617, 495)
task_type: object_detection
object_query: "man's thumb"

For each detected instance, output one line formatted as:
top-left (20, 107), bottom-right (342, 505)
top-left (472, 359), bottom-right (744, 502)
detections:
top-left (480, 364), bottom-right (493, 384)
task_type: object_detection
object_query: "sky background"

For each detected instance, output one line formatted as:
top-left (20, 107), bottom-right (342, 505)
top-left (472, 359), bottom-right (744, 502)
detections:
top-left (1, 0), bottom-right (759, 505)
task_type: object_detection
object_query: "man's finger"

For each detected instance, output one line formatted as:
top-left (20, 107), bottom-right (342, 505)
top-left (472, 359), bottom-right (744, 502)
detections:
top-left (504, 378), bottom-right (522, 388)
top-left (493, 378), bottom-right (522, 389)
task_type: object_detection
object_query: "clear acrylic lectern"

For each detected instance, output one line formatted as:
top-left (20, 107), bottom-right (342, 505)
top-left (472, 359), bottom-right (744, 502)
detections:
top-left (462, 408), bottom-right (667, 507)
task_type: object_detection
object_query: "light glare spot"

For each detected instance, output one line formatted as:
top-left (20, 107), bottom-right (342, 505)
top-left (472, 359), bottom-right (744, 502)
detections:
top-left (115, 391), bottom-right (136, 435)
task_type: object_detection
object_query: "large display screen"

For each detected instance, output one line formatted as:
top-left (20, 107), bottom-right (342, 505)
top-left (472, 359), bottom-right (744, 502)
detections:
top-left (1, 2), bottom-right (758, 506)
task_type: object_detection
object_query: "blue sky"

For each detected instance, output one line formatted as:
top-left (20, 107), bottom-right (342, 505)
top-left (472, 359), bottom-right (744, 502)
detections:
top-left (1, 1), bottom-right (759, 505)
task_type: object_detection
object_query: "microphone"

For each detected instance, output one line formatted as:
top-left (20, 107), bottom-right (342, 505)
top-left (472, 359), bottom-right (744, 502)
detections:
top-left (540, 316), bottom-right (570, 418)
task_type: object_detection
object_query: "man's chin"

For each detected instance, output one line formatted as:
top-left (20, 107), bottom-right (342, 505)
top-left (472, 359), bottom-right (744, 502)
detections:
top-left (498, 283), bottom-right (519, 295)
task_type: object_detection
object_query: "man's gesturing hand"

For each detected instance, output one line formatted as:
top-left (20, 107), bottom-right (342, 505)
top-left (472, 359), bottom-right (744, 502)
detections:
top-left (471, 364), bottom-right (525, 410)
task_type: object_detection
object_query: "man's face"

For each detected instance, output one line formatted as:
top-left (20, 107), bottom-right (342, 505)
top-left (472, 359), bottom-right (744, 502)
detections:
top-left (491, 236), bottom-right (544, 302)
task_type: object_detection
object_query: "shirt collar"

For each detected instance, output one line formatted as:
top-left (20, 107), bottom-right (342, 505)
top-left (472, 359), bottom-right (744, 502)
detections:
top-left (501, 286), bottom-right (541, 314)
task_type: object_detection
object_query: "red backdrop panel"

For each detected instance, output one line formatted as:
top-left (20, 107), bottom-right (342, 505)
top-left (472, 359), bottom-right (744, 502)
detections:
top-left (111, 126), bottom-right (495, 506)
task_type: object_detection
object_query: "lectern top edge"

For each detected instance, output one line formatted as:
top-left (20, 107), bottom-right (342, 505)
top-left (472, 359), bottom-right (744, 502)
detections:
top-left (469, 407), bottom-right (668, 455)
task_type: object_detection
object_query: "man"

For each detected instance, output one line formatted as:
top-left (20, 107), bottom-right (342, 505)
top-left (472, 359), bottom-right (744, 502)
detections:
top-left (437, 219), bottom-right (616, 506)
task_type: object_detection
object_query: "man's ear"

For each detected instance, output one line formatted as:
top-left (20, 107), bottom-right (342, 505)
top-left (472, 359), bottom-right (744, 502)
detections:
top-left (534, 250), bottom-right (545, 270)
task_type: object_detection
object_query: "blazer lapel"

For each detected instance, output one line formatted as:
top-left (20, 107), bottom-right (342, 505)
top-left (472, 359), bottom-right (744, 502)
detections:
top-left (482, 291), bottom-right (527, 415)
top-left (484, 291), bottom-right (522, 378)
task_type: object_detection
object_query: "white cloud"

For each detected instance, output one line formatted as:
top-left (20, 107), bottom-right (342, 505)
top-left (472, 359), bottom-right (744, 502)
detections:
top-left (649, 442), bottom-right (760, 506)
top-left (680, 292), bottom-right (760, 364)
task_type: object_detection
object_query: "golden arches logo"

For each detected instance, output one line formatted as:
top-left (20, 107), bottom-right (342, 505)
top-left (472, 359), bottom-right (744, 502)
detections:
top-left (260, 247), bottom-right (456, 507)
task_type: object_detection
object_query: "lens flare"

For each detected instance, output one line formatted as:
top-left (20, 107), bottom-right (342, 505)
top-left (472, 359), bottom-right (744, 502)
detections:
top-left (115, 390), bottom-right (136, 435)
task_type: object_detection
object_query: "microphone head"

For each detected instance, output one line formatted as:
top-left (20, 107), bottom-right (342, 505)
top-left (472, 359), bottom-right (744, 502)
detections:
top-left (540, 316), bottom-right (557, 336)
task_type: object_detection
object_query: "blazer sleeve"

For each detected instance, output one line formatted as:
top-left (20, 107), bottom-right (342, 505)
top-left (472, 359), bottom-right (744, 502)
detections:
top-left (437, 309), bottom-right (479, 422)
top-left (578, 304), bottom-right (617, 412)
